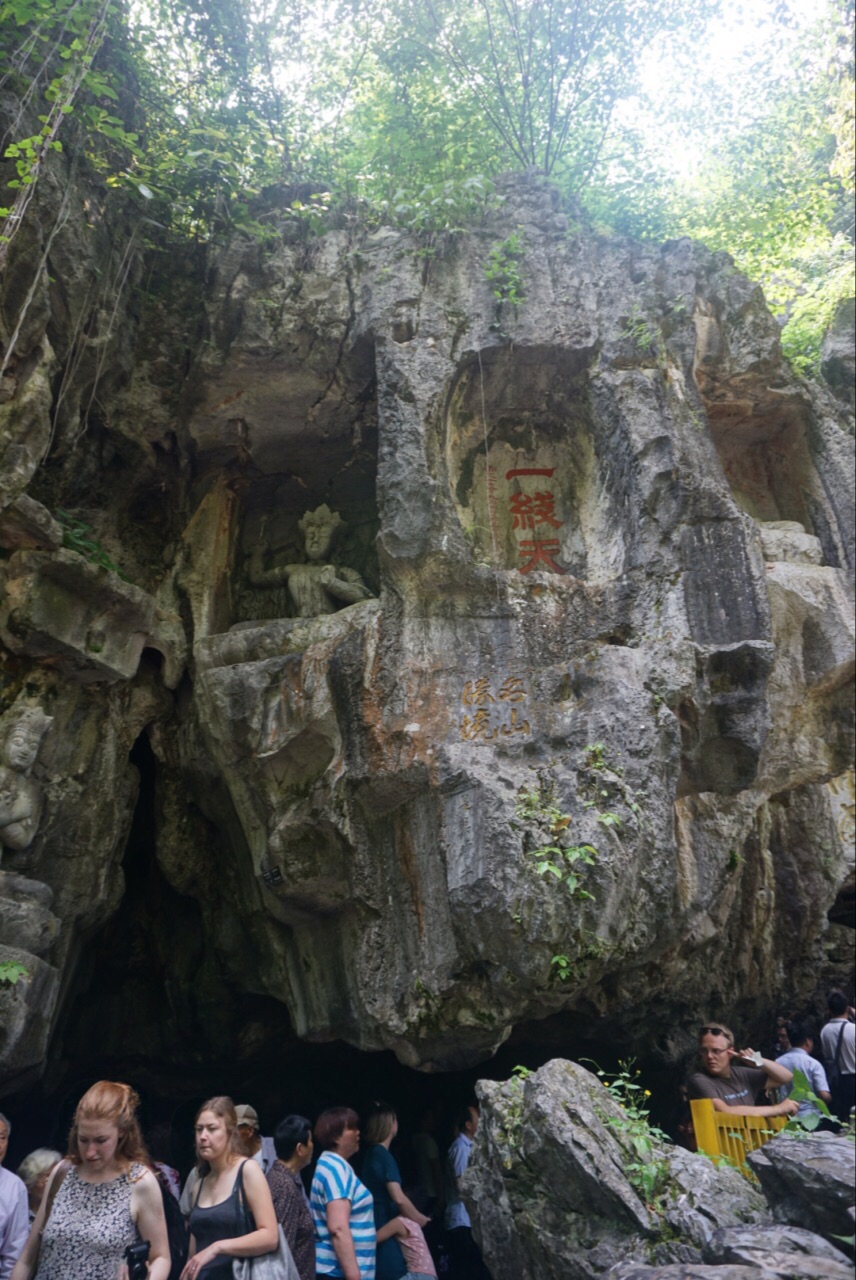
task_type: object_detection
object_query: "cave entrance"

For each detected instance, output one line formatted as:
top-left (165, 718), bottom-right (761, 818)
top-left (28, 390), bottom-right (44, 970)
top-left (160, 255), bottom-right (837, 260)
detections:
top-left (2, 734), bottom-right (689, 1174)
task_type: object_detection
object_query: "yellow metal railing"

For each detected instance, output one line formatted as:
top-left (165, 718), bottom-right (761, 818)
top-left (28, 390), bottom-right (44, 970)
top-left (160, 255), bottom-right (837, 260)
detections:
top-left (690, 1098), bottom-right (787, 1172)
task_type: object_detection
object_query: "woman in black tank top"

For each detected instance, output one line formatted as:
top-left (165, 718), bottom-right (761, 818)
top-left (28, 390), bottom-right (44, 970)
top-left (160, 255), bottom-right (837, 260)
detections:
top-left (181, 1098), bottom-right (277, 1279)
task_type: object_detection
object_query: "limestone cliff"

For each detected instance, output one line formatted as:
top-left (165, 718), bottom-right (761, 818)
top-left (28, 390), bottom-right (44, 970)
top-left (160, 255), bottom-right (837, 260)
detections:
top-left (0, 169), bottom-right (853, 1087)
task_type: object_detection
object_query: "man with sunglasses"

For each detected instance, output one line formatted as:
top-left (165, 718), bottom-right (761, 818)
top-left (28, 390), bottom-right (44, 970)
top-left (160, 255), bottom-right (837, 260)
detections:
top-left (688, 1024), bottom-right (800, 1117)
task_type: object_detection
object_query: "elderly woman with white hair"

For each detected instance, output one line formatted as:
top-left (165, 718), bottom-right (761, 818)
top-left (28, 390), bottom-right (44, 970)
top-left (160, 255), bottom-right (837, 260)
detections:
top-left (16, 1150), bottom-right (62, 1221)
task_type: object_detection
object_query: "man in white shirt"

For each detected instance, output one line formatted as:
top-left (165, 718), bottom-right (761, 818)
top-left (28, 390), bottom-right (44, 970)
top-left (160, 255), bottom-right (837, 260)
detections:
top-left (775, 1021), bottom-right (834, 1127)
top-left (0, 1114), bottom-right (28, 1280)
top-left (820, 990), bottom-right (856, 1124)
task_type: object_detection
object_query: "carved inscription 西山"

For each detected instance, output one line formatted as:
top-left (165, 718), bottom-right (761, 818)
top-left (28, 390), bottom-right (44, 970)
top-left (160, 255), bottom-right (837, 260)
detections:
top-left (460, 675), bottom-right (531, 742)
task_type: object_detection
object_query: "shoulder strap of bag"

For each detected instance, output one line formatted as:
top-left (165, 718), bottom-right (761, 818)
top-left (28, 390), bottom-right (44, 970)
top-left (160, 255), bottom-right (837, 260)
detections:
top-left (834, 1020), bottom-right (846, 1067)
top-left (20, 1160), bottom-right (72, 1272)
top-left (42, 1159), bottom-right (72, 1228)
top-left (234, 1159), bottom-right (255, 1234)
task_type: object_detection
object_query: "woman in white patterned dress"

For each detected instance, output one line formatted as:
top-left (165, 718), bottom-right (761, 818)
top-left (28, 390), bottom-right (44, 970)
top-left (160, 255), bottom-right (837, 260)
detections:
top-left (12, 1080), bottom-right (170, 1280)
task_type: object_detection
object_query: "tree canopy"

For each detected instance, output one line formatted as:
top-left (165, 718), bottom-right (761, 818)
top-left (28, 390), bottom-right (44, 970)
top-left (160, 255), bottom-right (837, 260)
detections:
top-left (1, 0), bottom-right (853, 373)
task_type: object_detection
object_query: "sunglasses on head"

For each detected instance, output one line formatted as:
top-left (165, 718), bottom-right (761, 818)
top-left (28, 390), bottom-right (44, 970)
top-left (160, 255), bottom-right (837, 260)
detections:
top-left (699, 1026), bottom-right (727, 1037)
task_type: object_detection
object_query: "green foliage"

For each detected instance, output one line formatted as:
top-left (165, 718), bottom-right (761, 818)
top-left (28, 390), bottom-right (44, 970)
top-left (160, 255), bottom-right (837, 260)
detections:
top-left (551, 953), bottom-right (572, 982)
top-left (0, 960), bottom-right (28, 986)
top-left (514, 784), bottom-right (599, 902)
top-left (1, 0), bottom-right (851, 383)
top-left (387, 175), bottom-right (497, 233)
top-left (619, 305), bottom-right (658, 353)
top-left (485, 232), bottom-right (525, 307)
top-left (57, 510), bottom-right (127, 579)
top-left (589, 0), bottom-right (855, 375)
top-left (588, 1059), bottom-right (673, 1206)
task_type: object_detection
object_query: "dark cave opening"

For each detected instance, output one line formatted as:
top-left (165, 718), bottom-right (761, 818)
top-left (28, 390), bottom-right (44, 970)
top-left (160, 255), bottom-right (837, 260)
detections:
top-left (4, 732), bottom-right (690, 1175)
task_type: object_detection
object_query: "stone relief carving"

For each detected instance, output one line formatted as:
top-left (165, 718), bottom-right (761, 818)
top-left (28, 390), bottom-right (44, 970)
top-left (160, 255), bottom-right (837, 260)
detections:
top-left (0, 704), bottom-right (52, 858)
top-left (248, 504), bottom-right (374, 617)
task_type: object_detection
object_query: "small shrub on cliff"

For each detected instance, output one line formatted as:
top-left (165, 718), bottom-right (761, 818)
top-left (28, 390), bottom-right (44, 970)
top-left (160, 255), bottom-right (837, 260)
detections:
top-left (514, 785), bottom-right (599, 902)
top-left (587, 1058), bottom-right (673, 1207)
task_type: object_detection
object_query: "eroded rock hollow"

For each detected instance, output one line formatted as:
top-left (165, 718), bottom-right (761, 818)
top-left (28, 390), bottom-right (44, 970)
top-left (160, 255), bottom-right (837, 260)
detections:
top-left (0, 173), bottom-right (853, 1092)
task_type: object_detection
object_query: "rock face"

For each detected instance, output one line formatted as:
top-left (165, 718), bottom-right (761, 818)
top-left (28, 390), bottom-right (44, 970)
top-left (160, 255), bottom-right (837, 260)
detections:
top-left (0, 165), bottom-right (853, 1086)
top-left (464, 1059), bottom-right (854, 1280)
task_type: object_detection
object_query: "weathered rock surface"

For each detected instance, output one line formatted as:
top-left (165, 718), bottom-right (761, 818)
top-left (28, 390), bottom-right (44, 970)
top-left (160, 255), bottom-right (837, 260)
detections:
top-left (748, 1134), bottom-right (856, 1257)
top-left (703, 1224), bottom-right (852, 1268)
top-left (464, 1058), bottom-right (766, 1280)
top-left (0, 168), bottom-right (853, 1085)
top-left (610, 1263), bottom-right (853, 1279)
top-left (821, 297), bottom-right (856, 412)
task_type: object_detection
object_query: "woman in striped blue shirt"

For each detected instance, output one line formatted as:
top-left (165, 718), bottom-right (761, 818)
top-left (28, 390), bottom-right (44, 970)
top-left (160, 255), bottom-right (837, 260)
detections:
top-left (310, 1109), bottom-right (400, 1280)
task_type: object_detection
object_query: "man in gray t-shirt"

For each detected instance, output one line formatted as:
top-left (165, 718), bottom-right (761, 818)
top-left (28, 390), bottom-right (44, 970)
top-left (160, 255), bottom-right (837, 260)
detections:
top-left (687, 1023), bottom-right (799, 1118)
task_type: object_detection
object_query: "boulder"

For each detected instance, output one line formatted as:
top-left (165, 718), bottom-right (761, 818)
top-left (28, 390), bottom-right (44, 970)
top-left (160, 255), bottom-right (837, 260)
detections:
top-left (464, 1058), bottom-right (765, 1280)
top-left (748, 1134), bottom-right (856, 1257)
top-left (703, 1224), bottom-right (852, 1267)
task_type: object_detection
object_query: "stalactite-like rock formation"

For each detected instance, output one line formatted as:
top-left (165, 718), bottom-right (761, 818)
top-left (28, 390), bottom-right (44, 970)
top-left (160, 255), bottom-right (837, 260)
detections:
top-left (0, 172), bottom-right (853, 1087)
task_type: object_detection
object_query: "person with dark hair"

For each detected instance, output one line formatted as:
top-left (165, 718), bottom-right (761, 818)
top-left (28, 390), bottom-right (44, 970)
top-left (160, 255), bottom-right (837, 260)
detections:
top-left (443, 1106), bottom-right (489, 1280)
top-left (311, 1108), bottom-right (400, 1280)
top-left (11, 1081), bottom-right (170, 1280)
top-left (820, 991), bottom-right (856, 1124)
top-left (361, 1102), bottom-right (430, 1280)
top-left (775, 1023), bottom-right (834, 1126)
top-left (267, 1116), bottom-right (315, 1280)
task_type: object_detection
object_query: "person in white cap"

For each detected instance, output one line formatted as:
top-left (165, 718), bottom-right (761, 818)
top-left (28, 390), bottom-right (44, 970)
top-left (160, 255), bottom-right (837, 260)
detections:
top-left (235, 1105), bottom-right (277, 1175)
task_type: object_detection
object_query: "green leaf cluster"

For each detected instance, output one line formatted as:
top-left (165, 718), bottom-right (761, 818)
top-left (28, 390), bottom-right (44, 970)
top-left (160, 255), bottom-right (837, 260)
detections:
top-left (57, 509), bottom-right (128, 579)
top-left (0, 960), bottom-right (28, 986)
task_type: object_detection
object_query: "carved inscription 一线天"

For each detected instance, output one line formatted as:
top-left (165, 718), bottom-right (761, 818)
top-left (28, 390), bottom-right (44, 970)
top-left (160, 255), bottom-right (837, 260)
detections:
top-left (506, 467), bottom-right (565, 574)
top-left (460, 676), bottom-right (530, 742)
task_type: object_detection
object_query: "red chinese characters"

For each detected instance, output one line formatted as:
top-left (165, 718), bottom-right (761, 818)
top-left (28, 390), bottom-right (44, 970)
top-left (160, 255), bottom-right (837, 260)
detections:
top-left (505, 466), bottom-right (565, 574)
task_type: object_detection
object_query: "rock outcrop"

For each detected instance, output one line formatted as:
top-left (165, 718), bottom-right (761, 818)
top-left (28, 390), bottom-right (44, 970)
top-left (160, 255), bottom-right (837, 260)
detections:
top-left (748, 1134), bottom-right (856, 1257)
top-left (463, 1058), bottom-right (854, 1280)
top-left (0, 166), bottom-right (853, 1086)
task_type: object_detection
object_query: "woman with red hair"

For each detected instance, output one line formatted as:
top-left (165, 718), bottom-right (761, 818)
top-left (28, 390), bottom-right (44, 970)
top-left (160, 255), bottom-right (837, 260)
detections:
top-left (11, 1080), bottom-right (170, 1280)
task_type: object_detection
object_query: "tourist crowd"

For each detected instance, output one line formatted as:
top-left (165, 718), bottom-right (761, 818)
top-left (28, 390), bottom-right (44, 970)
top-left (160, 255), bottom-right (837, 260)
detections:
top-left (0, 1087), bottom-right (490, 1280)
top-left (0, 989), bottom-right (852, 1280)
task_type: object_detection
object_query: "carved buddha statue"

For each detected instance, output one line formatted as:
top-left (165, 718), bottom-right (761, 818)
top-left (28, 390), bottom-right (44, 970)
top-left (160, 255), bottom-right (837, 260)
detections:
top-left (0, 705), bottom-right (52, 857)
top-left (248, 504), bottom-right (373, 618)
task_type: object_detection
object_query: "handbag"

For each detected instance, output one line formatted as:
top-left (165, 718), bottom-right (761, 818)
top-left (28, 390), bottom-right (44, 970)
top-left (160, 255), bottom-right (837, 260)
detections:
top-left (231, 1160), bottom-right (301, 1280)
top-left (19, 1158), bottom-right (72, 1276)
